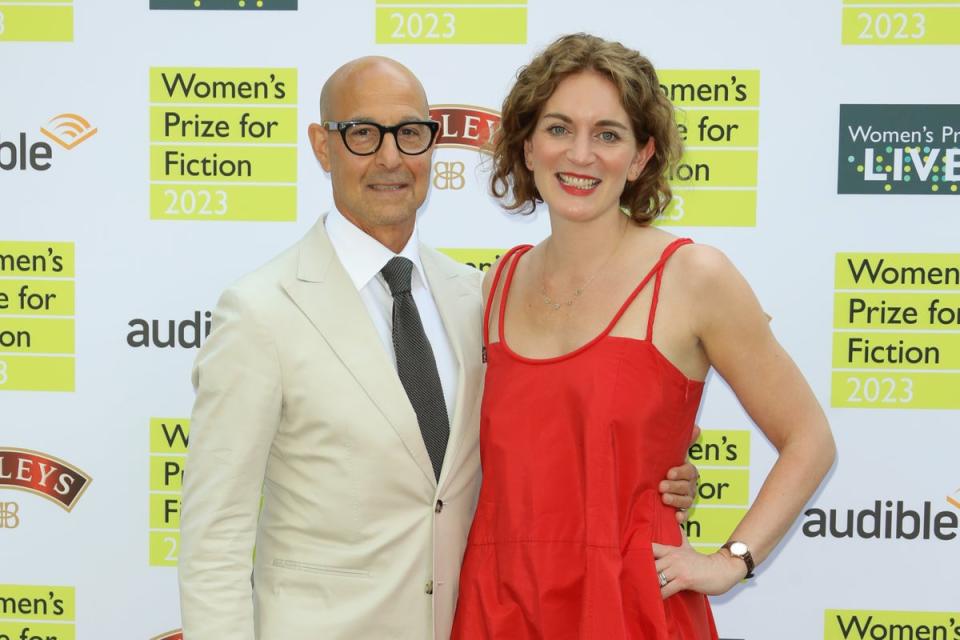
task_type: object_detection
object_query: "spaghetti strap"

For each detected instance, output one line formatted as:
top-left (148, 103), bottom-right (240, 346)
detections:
top-left (646, 238), bottom-right (693, 341)
top-left (483, 245), bottom-right (533, 346)
top-left (604, 237), bottom-right (693, 340)
top-left (495, 245), bottom-right (533, 346)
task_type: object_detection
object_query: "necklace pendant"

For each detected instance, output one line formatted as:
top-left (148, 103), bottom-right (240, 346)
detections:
top-left (552, 303), bottom-right (561, 310)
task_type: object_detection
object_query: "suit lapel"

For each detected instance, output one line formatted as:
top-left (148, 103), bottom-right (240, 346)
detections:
top-left (281, 219), bottom-right (437, 487)
top-left (421, 246), bottom-right (481, 490)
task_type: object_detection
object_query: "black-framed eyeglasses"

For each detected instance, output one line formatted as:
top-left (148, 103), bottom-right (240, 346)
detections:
top-left (323, 119), bottom-right (440, 156)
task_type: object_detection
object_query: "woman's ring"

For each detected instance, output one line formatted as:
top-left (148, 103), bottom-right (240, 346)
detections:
top-left (657, 570), bottom-right (669, 588)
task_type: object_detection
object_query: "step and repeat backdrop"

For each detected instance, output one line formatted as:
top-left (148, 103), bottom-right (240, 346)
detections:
top-left (2, 1), bottom-right (958, 639)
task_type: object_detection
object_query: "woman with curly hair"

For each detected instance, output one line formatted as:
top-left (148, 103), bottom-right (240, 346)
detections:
top-left (450, 33), bottom-right (835, 639)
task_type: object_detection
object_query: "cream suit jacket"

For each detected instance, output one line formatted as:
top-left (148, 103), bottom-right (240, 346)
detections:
top-left (178, 218), bottom-right (483, 640)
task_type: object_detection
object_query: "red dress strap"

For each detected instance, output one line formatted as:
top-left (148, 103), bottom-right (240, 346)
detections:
top-left (483, 244), bottom-right (534, 347)
top-left (646, 237), bottom-right (693, 340)
top-left (603, 237), bottom-right (694, 341)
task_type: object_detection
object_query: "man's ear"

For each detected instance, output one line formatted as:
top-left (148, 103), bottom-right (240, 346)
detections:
top-left (308, 123), bottom-right (331, 172)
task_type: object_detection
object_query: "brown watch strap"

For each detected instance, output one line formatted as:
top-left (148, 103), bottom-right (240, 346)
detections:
top-left (722, 540), bottom-right (755, 579)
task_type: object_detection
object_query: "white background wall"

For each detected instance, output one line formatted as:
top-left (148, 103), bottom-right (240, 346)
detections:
top-left (2, 2), bottom-right (958, 639)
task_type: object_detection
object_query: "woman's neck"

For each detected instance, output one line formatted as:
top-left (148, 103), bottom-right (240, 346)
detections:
top-left (544, 210), bottom-right (631, 278)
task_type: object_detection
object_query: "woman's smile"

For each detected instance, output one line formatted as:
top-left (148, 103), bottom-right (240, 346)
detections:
top-left (556, 171), bottom-right (602, 195)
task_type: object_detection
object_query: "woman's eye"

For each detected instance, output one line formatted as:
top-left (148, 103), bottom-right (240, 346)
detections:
top-left (547, 125), bottom-right (567, 136)
top-left (598, 131), bottom-right (620, 143)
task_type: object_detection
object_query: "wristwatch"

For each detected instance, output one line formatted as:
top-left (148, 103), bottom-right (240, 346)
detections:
top-left (721, 540), bottom-right (755, 579)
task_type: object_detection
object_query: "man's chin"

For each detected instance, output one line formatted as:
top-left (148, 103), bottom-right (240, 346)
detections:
top-left (363, 204), bottom-right (418, 228)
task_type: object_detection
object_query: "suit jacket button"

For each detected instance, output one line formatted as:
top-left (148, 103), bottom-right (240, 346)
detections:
top-left (435, 499), bottom-right (444, 513)
top-left (425, 580), bottom-right (434, 595)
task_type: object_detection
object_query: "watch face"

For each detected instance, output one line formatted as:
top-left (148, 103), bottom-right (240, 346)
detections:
top-left (730, 542), bottom-right (748, 556)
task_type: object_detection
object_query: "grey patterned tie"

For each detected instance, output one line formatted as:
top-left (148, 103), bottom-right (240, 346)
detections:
top-left (381, 256), bottom-right (449, 480)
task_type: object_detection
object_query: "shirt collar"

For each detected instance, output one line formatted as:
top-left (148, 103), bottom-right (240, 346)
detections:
top-left (325, 207), bottom-right (428, 292)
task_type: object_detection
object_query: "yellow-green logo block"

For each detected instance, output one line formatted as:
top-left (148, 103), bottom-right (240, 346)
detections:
top-left (0, 355), bottom-right (74, 391)
top-left (0, 2), bottom-right (73, 42)
top-left (150, 68), bottom-right (297, 104)
top-left (0, 623), bottom-right (75, 640)
top-left (832, 371), bottom-right (960, 409)
top-left (376, 1), bottom-right (526, 44)
top-left (686, 506), bottom-right (748, 547)
top-left (825, 610), bottom-right (960, 640)
top-left (438, 248), bottom-right (507, 272)
top-left (842, 1), bottom-right (960, 45)
top-left (150, 494), bottom-right (181, 529)
top-left (657, 189), bottom-right (757, 227)
top-left (150, 184), bottom-right (296, 222)
top-left (0, 585), bottom-right (75, 620)
top-left (150, 531), bottom-right (180, 567)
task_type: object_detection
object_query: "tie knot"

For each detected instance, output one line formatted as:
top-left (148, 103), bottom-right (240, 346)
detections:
top-left (381, 256), bottom-right (414, 296)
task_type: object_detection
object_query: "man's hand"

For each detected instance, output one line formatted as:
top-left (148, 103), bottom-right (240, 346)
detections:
top-left (659, 425), bottom-right (701, 524)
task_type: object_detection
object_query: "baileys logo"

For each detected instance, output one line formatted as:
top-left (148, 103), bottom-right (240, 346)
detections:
top-left (430, 105), bottom-right (500, 153)
top-left (0, 448), bottom-right (91, 511)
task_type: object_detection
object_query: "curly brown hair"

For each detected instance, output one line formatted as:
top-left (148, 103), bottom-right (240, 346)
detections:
top-left (490, 33), bottom-right (681, 224)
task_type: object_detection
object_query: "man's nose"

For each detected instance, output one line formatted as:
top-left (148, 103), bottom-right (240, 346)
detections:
top-left (375, 132), bottom-right (404, 168)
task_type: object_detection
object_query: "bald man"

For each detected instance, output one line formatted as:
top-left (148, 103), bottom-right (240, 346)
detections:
top-left (177, 57), bottom-right (697, 640)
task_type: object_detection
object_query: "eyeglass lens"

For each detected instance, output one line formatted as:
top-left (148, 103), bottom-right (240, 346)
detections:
top-left (344, 122), bottom-right (433, 155)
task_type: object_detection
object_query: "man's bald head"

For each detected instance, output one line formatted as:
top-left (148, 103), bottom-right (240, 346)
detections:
top-left (319, 56), bottom-right (429, 121)
top-left (307, 55), bottom-right (435, 253)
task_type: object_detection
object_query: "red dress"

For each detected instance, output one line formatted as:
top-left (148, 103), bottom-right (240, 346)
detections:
top-left (451, 238), bottom-right (718, 639)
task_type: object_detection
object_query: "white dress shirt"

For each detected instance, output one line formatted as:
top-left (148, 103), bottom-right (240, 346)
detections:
top-left (325, 208), bottom-right (458, 424)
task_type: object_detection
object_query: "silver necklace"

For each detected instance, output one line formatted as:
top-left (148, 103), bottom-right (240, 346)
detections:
top-left (540, 224), bottom-right (626, 311)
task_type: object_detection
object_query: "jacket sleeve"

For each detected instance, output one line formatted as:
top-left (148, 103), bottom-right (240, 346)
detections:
top-left (178, 285), bottom-right (282, 640)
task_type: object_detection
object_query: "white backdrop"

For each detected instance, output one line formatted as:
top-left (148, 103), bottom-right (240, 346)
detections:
top-left (2, 1), bottom-right (958, 639)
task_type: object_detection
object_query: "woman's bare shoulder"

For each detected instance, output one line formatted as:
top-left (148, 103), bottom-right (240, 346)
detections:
top-left (668, 241), bottom-right (739, 290)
